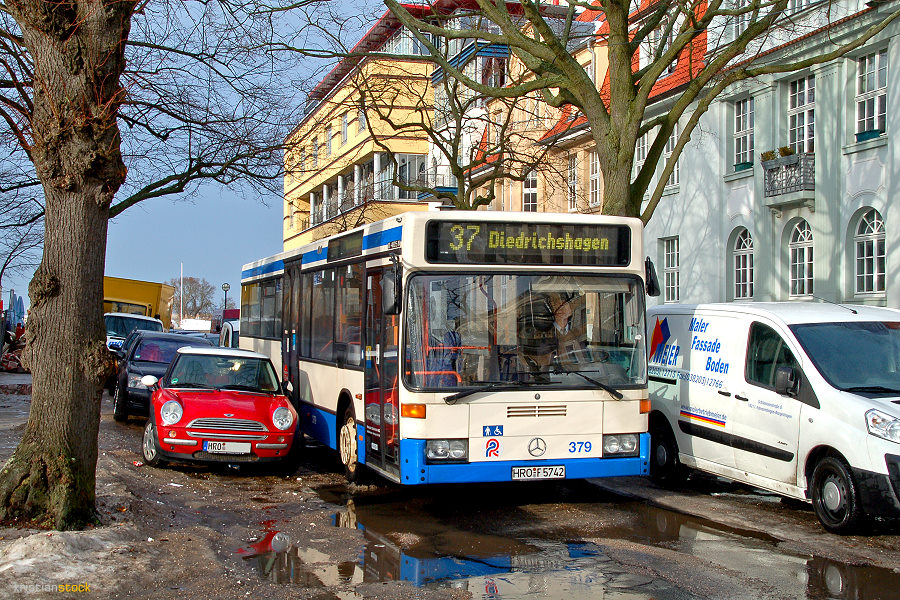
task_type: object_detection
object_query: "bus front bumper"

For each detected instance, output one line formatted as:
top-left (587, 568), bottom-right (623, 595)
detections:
top-left (396, 433), bottom-right (649, 485)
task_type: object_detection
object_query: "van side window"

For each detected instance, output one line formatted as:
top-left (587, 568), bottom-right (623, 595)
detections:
top-left (746, 323), bottom-right (800, 389)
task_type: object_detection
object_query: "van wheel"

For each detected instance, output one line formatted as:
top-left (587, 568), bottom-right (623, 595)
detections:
top-left (811, 456), bottom-right (863, 534)
top-left (113, 385), bottom-right (128, 422)
top-left (649, 422), bottom-right (684, 486)
top-left (338, 406), bottom-right (360, 483)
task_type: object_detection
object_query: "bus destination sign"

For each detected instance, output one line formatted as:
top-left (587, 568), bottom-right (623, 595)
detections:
top-left (425, 221), bottom-right (631, 266)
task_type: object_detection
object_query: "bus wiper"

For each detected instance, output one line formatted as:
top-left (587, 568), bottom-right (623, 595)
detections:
top-left (843, 385), bottom-right (900, 394)
top-left (551, 368), bottom-right (624, 399)
top-left (444, 381), bottom-right (521, 404)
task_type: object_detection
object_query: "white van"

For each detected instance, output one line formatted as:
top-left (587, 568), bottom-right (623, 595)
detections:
top-left (646, 302), bottom-right (900, 533)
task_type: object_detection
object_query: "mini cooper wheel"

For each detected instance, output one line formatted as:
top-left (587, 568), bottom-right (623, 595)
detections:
top-left (142, 419), bottom-right (166, 467)
top-left (811, 456), bottom-right (863, 534)
top-left (649, 421), bottom-right (685, 486)
top-left (338, 406), bottom-right (360, 483)
top-left (113, 384), bottom-right (128, 422)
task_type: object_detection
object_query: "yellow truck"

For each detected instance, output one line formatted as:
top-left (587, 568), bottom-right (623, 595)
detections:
top-left (103, 276), bottom-right (175, 330)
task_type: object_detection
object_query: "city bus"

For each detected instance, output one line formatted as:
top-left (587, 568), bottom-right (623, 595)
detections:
top-left (239, 211), bottom-right (657, 484)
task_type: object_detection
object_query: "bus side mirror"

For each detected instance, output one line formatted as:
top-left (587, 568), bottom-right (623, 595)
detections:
top-left (382, 260), bottom-right (402, 315)
top-left (645, 257), bottom-right (661, 297)
top-left (775, 366), bottom-right (798, 396)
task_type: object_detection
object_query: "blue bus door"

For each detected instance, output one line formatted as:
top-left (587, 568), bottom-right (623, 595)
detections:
top-left (365, 268), bottom-right (400, 476)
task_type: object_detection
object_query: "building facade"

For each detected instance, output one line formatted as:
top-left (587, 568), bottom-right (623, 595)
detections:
top-left (641, 3), bottom-right (899, 308)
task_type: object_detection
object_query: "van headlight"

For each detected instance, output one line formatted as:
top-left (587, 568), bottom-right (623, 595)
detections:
top-left (160, 401), bottom-right (183, 426)
top-left (603, 434), bottom-right (639, 456)
top-left (866, 410), bottom-right (900, 444)
top-left (426, 439), bottom-right (467, 462)
top-left (272, 406), bottom-right (294, 431)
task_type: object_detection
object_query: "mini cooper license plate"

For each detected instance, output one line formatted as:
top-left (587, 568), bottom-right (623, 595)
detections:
top-left (203, 441), bottom-right (250, 454)
top-left (511, 465), bottom-right (565, 480)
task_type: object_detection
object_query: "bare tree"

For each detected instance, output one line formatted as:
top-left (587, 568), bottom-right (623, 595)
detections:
top-left (167, 276), bottom-right (217, 319)
top-left (386, 0), bottom-right (900, 221)
top-left (0, 0), bottom-right (328, 528)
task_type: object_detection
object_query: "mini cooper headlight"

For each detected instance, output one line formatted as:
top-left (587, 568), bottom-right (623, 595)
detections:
top-left (272, 406), bottom-right (294, 431)
top-left (160, 400), bottom-right (183, 426)
top-left (866, 409), bottom-right (900, 444)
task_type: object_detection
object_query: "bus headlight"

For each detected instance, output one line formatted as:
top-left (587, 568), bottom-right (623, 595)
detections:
top-left (866, 410), bottom-right (900, 444)
top-left (603, 434), bottom-right (639, 456)
top-left (272, 407), bottom-right (294, 431)
top-left (426, 439), bottom-right (468, 462)
top-left (160, 401), bottom-right (183, 426)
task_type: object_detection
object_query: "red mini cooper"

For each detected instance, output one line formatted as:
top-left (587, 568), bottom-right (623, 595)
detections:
top-left (140, 347), bottom-right (299, 469)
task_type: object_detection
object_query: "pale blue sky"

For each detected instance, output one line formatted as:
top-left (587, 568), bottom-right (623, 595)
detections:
top-left (5, 184), bottom-right (283, 314)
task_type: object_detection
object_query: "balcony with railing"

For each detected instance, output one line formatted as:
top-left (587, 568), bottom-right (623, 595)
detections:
top-left (762, 152), bottom-right (815, 210)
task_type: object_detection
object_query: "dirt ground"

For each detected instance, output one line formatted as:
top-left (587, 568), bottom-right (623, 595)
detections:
top-left (0, 391), bottom-right (464, 600)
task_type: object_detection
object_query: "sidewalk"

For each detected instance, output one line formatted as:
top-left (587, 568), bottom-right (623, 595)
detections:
top-left (0, 371), bottom-right (32, 395)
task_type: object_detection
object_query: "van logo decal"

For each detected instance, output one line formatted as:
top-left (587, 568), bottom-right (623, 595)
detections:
top-left (649, 317), bottom-right (680, 367)
top-left (679, 407), bottom-right (726, 427)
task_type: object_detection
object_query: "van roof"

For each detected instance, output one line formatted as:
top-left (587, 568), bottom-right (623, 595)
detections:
top-left (104, 312), bottom-right (162, 323)
top-left (647, 302), bottom-right (900, 325)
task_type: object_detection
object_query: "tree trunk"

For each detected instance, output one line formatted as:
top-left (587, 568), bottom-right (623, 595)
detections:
top-left (0, 0), bottom-right (134, 529)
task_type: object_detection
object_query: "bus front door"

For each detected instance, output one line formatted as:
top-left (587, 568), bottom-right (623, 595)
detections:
top-left (365, 269), bottom-right (400, 477)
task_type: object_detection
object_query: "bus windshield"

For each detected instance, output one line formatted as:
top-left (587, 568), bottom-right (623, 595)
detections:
top-left (405, 273), bottom-right (646, 390)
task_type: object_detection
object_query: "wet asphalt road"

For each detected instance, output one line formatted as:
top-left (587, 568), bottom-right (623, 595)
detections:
top-left (3, 389), bottom-right (900, 599)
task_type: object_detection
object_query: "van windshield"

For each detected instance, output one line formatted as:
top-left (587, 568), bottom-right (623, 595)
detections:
top-left (790, 321), bottom-right (900, 392)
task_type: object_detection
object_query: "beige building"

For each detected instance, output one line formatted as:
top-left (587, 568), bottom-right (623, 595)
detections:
top-left (282, 12), bottom-right (435, 250)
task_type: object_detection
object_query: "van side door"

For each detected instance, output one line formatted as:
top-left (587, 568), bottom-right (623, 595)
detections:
top-left (731, 321), bottom-right (803, 486)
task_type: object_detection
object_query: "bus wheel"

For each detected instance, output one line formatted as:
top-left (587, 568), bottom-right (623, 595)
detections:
top-left (811, 456), bottom-right (863, 534)
top-left (649, 421), bottom-right (684, 486)
top-left (339, 406), bottom-right (360, 483)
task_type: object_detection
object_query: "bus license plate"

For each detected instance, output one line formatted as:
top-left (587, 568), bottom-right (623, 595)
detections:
top-left (511, 465), bottom-right (565, 481)
top-left (203, 441), bottom-right (250, 454)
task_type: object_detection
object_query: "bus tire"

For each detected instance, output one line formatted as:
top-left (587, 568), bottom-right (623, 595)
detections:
top-left (649, 421), bottom-right (684, 486)
top-left (339, 406), bottom-right (360, 483)
top-left (811, 456), bottom-right (864, 534)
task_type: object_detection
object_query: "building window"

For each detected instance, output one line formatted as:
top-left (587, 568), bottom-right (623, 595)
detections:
top-left (734, 97), bottom-right (754, 167)
top-left (589, 151), bottom-right (601, 206)
top-left (341, 113), bottom-right (348, 145)
top-left (788, 75), bottom-right (815, 153)
top-left (857, 49), bottom-right (887, 136)
top-left (312, 140), bottom-right (318, 168)
top-left (567, 155), bottom-right (577, 211)
top-left (855, 209), bottom-right (886, 295)
top-left (664, 123), bottom-right (679, 186)
top-left (790, 219), bottom-right (814, 297)
top-left (789, 0), bottom-right (814, 12)
top-left (663, 237), bottom-right (680, 303)
top-left (523, 170), bottom-right (537, 212)
top-left (300, 147), bottom-right (306, 172)
top-left (734, 228), bottom-right (754, 299)
top-left (358, 108), bottom-right (367, 133)
top-left (397, 154), bottom-right (427, 200)
top-left (326, 127), bottom-right (332, 156)
top-left (733, 0), bottom-right (750, 39)
top-left (481, 57), bottom-right (506, 88)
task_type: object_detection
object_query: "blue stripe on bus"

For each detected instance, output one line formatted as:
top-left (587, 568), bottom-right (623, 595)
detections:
top-left (397, 434), bottom-right (649, 485)
top-left (302, 247), bottom-right (327, 266)
top-left (299, 403), bottom-right (337, 450)
top-left (241, 259), bottom-right (284, 281)
top-left (363, 226), bottom-right (402, 251)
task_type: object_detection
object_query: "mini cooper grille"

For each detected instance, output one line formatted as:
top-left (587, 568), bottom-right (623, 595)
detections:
top-left (187, 418), bottom-right (266, 431)
top-left (507, 405), bottom-right (567, 418)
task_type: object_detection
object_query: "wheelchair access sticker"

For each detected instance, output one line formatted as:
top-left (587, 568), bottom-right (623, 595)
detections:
top-left (482, 425), bottom-right (503, 436)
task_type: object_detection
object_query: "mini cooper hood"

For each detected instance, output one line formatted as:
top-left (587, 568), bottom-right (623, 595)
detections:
top-left (161, 389), bottom-right (288, 414)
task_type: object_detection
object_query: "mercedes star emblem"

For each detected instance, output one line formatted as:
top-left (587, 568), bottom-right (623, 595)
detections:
top-left (528, 437), bottom-right (547, 457)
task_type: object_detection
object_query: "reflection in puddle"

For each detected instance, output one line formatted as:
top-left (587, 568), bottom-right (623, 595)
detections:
top-left (241, 490), bottom-right (900, 599)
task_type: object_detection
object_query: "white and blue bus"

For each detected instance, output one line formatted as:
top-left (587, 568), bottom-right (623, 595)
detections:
top-left (240, 210), bottom-right (657, 484)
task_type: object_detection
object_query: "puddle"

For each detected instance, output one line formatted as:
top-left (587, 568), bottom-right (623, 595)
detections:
top-left (241, 484), bottom-right (900, 599)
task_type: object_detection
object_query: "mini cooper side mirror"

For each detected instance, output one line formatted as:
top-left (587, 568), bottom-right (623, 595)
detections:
top-left (141, 375), bottom-right (159, 389)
